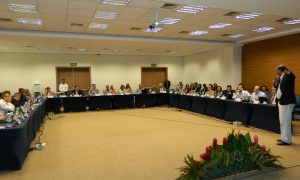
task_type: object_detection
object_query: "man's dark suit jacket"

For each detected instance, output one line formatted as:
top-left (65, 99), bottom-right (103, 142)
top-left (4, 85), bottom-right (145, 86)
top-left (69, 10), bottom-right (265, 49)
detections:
top-left (164, 80), bottom-right (171, 90)
top-left (71, 89), bottom-right (84, 96)
top-left (278, 71), bottom-right (296, 105)
top-left (222, 90), bottom-right (235, 97)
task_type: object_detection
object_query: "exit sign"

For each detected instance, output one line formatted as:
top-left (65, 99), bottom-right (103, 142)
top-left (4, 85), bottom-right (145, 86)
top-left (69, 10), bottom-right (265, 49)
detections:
top-left (70, 63), bottom-right (77, 67)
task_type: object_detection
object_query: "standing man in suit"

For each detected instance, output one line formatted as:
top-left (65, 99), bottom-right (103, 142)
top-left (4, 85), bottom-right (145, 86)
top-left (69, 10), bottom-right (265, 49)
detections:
top-left (163, 78), bottom-right (171, 92)
top-left (276, 65), bottom-right (296, 145)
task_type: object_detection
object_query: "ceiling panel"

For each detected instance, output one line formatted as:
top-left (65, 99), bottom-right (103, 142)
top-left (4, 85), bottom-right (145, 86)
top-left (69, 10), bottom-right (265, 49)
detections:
top-left (0, 0), bottom-right (299, 54)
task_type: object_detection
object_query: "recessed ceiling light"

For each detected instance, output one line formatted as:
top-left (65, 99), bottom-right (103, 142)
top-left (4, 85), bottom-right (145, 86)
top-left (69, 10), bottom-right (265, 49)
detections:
top-left (102, 0), bottom-right (130, 6)
top-left (177, 5), bottom-right (207, 14)
top-left (78, 48), bottom-right (87, 52)
top-left (189, 31), bottom-right (208, 36)
top-left (8, 3), bottom-right (37, 13)
top-left (160, 18), bottom-right (181, 25)
top-left (94, 11), bottom-right (118, 20)
top-left (228, 34), bottom-right (245, 38)
top-left (209, 23), bottom-right (231, 29)
top-left (284, 19), bottom-right (300, 25)
top-left (17, 18), bottom-right (42, 25)
top-left (88, 23), bottom-right (108, 29)
top-left (253, 26), bottom-right (274, 32)
top-left (144, 27), bottom-right (162, 33)
top-left (236, 13), bottom-right (262, 20)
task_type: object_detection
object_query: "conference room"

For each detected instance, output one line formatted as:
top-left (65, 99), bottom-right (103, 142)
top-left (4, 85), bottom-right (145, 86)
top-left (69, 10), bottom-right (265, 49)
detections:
top-left (0, 0), bottom-right (300, 179)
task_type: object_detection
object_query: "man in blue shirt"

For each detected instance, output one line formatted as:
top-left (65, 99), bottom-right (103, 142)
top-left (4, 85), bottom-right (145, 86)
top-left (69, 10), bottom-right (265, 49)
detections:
top-left (251, 85), bottom-right (266, 102)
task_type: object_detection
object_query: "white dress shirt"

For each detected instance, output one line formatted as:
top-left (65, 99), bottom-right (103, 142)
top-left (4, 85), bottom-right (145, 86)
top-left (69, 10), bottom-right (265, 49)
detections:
top-left (235, 90), bottom-right (251, 99)
top-left (59, 83), bottom-right (68, 92)
top-left (276, 73), bottom-right (285, 99)
top-left (0, 99), bottom-right (15, 116)
top-left (251, 91), bottom-right (266, 102)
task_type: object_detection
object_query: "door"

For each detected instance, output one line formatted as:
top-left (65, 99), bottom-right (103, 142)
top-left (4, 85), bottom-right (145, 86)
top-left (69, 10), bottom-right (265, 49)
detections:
top-left (56, 67), bottom-right (91, 92)
top-left (141, 67), bottom-right (167, 88)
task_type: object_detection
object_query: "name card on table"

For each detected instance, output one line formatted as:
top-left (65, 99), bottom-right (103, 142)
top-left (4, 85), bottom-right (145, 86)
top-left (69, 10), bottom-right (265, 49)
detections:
top-left (47, 95), bottom-right (54, 98)
top-left (60, 95), bottom-right (67, 98)
top-left (235, 98), bottom-right (242, 102)
top-left (107, 93), bottom-right (112, 95)
top-left (95, 94), bottom-right (101, 96)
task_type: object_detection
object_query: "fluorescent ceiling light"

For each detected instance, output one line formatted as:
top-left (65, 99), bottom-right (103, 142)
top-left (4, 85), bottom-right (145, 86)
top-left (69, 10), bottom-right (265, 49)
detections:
top-left (102, 0), bottom-right (130, 6)
top-left (177, 5), bottom-right (207, 14)
top-left (228, 34), bottom-right (245, 38)
top-left (284, 19), bottom-right (300, 25)
top-left (253, 26), bottom-right (274, 32)
top-left (8, 3), bottom-right (37, 13)
top-left (209, 23), bottom-right (231, 29)
top-left (160, 18), bottom-right (181, 25)
top-left (236, 13), bottom-right (262, 20)
top-left (17, 18), bottom-right (42, 25)
top-left (189, 31), bottom-right (208, 35)
top-left (88, 23), bottom-right (108, 29)
top-left (78, 48), bottom-right (87, 52)
top-left (144, 27), bottom-right (162, 33)
top-left (94, 11), bottom-right (118, 20)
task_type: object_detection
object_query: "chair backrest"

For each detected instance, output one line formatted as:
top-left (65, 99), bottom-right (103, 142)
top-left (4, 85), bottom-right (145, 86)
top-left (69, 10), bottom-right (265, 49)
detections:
top-left (296, 96), bottom-right (300, 105)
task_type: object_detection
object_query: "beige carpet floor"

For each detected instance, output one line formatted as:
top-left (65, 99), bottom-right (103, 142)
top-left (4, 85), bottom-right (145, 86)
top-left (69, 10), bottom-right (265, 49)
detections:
top-left (1, 107), bottom-right (300, 180)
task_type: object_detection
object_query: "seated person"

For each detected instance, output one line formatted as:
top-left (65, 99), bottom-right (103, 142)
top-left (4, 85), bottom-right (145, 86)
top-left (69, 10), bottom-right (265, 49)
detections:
top-left (151, 85), bottom-right (159, 93)
top-left (110, 85), bottom-right (116, 95)
top-left (235, 84), bottom-right (251, 100)
top-left (158, 83), bottom-right (165, 92)
top-left (44, 86), bottom-right (53, 96)
top-left (0, 91), bottom-right (15, 119)
top-left (18, 88), bottom-right (27, 106)
top-left (205, 84), bottom-right (215, 97)
top-left (269, 86), bottom-right (277, 105)
top-left (103, 85), bottom-right (110, 94)
top-left (24, 89), bottom-right (31, 97)
top-left (71, 85), bottom-right (84, 96)
top-left (125, 83), bottom-right (132, 93)
top-left (201, 84), bottom-right (207, 94)
top-left (184, 84), bottom-right (191, 94)
top-left (136, 84), bottom-right (143, 93)
top-left (119, 85), bottom-right (126, 94)
top-left (195, 83), bottom-right (202, 94)
top-left (88, 84), bottom-right (100, 95)
top-left (222, 85), bottom-right (235, 99)
top-left (251, 85), bottom-right (266, 102)
top-left (11, 92), bottom-right (21, 107)
top-left (176, 82), bottom-right (184, 92)
top-left (260, 85), bottom-right (271, 101)
top-left (215, 86), bottom-right (223, 97)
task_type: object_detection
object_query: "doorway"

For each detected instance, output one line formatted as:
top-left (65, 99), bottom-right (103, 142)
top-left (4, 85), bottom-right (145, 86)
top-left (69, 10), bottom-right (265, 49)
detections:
top-left (141, 67), bottom-right (168, 88)
top-left (56, 67), bottom-right (91, 92)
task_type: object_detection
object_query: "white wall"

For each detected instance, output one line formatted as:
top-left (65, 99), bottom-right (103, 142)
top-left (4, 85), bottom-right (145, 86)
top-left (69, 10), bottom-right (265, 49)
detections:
top-left (0, 53), bottom-right (183, 93)
top-left (183, 46), bottom-right (242, 88)
top-left (0, 47), bottom-right (242, 94)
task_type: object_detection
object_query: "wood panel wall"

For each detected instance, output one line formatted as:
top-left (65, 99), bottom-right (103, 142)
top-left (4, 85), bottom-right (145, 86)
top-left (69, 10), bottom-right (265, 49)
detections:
top-left (242, 33), bottom-right (300, 95)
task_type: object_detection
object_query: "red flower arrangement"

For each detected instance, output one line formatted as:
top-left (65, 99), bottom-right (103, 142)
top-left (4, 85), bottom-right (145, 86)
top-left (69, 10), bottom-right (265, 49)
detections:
top-left (178, 131), bottom-right (282, 180)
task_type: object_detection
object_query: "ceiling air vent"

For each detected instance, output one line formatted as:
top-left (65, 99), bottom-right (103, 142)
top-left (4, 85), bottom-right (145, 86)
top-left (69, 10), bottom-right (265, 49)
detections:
top-left (276, 18), bottom-right (293, 23)
top-left (161, 3), bottom-right (179, 10)
top-left (67, 47), bottom-right (75, 49)
top-left (224, 11), bottom-right (241, 17)
top-left (0, 18), bottom-right (13, 22)
top-left (130, 27), bottom-right (142, 31)
top-left (70, 23), bottom-right (83, 27)
top-left (179, 31), bottom-right (190, 34)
